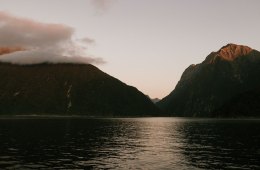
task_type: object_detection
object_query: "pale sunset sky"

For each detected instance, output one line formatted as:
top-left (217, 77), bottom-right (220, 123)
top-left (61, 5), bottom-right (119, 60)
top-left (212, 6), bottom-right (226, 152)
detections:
top-left (0, 0), bottom-right (260, 98)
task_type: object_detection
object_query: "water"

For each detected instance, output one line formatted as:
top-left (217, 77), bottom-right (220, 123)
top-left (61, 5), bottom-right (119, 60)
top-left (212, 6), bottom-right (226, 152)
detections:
top-left (0, 117), bottom-right (259, 169)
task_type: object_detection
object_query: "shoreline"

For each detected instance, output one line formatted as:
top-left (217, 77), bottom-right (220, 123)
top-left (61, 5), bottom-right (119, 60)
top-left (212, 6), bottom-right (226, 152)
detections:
top-left (0, 115), bottom-right (259, 120)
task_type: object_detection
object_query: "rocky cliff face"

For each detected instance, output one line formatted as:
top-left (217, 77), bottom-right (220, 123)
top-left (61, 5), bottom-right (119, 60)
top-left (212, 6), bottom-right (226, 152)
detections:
top-left (157, 44), bottom-right (260, 117)
top-left (0, 63), bottom-right (160, 116)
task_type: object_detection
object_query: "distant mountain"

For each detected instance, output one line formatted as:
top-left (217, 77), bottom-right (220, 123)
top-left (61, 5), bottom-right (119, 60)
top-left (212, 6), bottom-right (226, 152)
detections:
top-left (0, 63), bottom-right (160, 116)
top-left (157, 44), bottom-right (260, 117)
top-left (146, 95), bottom-right (161, 103)
top-left (151, 98), bottom-right (161, 103)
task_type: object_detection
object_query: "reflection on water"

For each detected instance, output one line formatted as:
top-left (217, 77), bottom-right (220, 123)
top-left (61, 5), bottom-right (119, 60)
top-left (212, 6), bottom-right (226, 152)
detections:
top-left (0, 117), bottom-right (259, 169)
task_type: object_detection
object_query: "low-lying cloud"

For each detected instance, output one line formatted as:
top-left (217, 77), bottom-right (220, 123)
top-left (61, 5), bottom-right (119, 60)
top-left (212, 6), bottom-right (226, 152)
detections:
top-left (0, 50), bottom-right (104, 65)
top-left (0, 11), bottom-right (104, 65)
top-left (0, 47), bottom-right (25, 55)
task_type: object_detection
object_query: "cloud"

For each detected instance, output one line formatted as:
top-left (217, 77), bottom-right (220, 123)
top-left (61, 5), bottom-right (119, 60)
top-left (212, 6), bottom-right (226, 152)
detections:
top-left (0, 11), bottom-right (73, 48)
top-left (0, 50), bottom-right (104, 65)
top-left (91, 0), bottom-right (116, 12)
top-left (78, 37), bottom-right (96, 45)
top-left (0, 11), bottom-right (105, 65)
top-left (0, 47), bottom-right (25, 55)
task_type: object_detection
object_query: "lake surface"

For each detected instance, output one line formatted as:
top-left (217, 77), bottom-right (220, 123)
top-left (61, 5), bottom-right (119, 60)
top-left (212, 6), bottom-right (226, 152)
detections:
top-left (0, 117), bottom-right (259, 169)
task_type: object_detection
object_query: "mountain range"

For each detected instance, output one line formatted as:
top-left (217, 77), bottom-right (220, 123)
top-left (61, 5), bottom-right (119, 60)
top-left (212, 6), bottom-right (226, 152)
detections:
top-left (0, 43), bottom-right (259, 117)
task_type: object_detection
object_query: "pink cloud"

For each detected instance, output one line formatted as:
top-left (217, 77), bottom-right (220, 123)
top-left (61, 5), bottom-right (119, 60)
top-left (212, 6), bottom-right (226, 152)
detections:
top-left (0, 11), bottom-right (105, 65)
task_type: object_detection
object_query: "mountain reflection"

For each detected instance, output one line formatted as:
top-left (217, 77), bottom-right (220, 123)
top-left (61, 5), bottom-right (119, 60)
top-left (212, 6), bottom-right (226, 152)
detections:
top-left (0, 117), bottom-right (259, 169)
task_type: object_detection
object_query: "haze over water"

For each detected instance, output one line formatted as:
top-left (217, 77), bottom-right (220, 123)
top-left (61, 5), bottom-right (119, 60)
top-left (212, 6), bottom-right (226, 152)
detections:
top-left (0, 117), bottom-right (259, 169)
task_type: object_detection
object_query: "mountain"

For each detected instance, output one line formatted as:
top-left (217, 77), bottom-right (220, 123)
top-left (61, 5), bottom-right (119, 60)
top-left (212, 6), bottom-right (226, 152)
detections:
top-left (151, 98), bottom-right (161, 103)
top-left (157, 44), bottom-right (260, 117)
top-left (146, 95), bottom-right (161, 103)
top-left (0, 62), bottom-right (160, 116)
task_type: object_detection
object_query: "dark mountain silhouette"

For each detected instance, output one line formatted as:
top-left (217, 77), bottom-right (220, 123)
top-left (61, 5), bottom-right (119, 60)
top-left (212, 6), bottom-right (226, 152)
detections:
top-left (0, 62), bottom-right (160, 116)
top-left (157, 44), bottom-right (260, 117)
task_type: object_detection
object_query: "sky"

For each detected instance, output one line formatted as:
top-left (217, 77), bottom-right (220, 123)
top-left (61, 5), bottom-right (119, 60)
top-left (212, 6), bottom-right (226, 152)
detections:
top-left (0, 0), bottom-right (260, 98)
